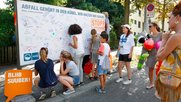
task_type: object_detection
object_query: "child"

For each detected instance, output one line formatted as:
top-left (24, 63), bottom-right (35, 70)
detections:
top-left (58, 50), bottom-right (80, 95)
top-left (95, 32), bottom-right (110, 93)
top-left (90, 29), bottom-right (100, 80)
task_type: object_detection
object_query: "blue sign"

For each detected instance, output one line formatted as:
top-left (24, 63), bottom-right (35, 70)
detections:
top-left (31, 52), bottom-right (39, 60)
top-left (24, 53), bottom-right (31, 61)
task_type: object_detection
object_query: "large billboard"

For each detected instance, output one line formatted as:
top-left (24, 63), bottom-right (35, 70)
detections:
top-left (16, 0), bottom-right (105, 66)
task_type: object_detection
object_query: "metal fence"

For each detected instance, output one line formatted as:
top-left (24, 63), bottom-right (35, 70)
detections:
top-left (0, 46), bottom-right (17, 65)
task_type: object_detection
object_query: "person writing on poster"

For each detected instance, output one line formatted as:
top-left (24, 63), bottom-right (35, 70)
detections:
top-left (68, 24), bottom-right (85, 85)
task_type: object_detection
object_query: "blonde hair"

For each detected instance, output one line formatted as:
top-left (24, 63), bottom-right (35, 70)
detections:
top-left (61, 51), bottom-right (73, 61)
top-left (102, 12), bottom-right (109, 17)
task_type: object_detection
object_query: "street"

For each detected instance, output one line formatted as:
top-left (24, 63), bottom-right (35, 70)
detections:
top-left (64, 69), bottom-right (160, 102)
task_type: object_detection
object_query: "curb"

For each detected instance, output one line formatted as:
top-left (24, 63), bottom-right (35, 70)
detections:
top-left (40, 68), bottom-right (137, 102)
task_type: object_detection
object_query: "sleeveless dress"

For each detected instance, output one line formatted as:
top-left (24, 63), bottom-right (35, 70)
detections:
top-left (70, 34), bottom-right (85, 57)
top-left (91, 36), bottom-right (100, 63)
top-left (156, 48), bottom-right (181, 102)
top-left (142, 32), bottom-right (162, 68)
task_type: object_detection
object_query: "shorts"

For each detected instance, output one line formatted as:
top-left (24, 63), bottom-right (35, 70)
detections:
top-left (72, 76), bottom-right (80, 85)
top-left (97, 60), bottom-right (107, 75)
top-left (119, 54), bottom-right (131, 62)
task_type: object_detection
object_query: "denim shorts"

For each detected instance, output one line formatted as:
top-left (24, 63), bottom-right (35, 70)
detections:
top-left (71, 76), bottom-right (80, 85)
top-left (97, 60), bottom-right (107, 75)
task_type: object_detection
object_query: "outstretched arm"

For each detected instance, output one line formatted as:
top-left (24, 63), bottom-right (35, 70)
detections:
top-left (69, 36), bottom-right (78, 49)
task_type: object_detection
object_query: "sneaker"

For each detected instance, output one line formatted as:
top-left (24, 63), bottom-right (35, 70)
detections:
top-left (63, 89), bottom-right (75, 95)
top-left (39, 92), bottom-right (46, 100)
top-left (102, 90), bottom-right (106, 94)
top-left (116, 78), bottom-right (123, 83)
top-left (123, 80), bottom-right (132, 85)
top-left (50, 90), bottom-right (56, 97)
top-left (95, 87), bottom-right (102, 94)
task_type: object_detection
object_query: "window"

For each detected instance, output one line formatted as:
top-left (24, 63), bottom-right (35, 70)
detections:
top-left (138, 10), bottom-right (141, 17)
top-left (134, 20), bottom-right (137, 24)
top-left (138, 21), bottom-right (141, 28)
top-left (134, 32), bottom-right (136, 35)
top-left (130, 19), bottom-right (134, 24)
top-left (142, 22), bottom-right (144, 31)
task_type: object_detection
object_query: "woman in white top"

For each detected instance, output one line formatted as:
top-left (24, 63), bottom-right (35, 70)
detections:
top-left (68, 24), bottom-right (85, 84)
top-left (116, 24), bottom-right (135, 85)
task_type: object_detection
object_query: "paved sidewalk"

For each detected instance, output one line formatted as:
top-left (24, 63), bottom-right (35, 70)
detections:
top-left (40, 67), bottom-right (137, 102)
top-left (0, 47), bottom-right (142, 102)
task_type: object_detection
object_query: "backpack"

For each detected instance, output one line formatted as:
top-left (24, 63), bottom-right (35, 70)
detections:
top-left (102, 55), bottom-right (110, 70)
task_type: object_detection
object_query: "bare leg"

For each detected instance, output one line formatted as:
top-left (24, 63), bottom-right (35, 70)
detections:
top-left (149, 68), bottom-right (154, 85)
top-left (99, 75), bottom-right (105, 90)
top-left (125, 62), bottom-right (132, 79)
top-left (91, 63), bottom-right (96, 78)
top-left (94, 64), bottom-right (98, 78)
top-left (59, 76), bottom-right (74, 90)
top-left (103, 74), bottom-right (107, 90)
top-left (117, 61), bottom-right (125, 77)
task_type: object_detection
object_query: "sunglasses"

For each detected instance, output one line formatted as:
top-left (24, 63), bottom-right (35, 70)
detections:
top-left (149, 25), bottom-right (153, 28)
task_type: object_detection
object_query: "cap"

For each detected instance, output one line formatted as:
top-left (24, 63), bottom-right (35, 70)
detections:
top-left (122, 24), bottom-right (131, 30)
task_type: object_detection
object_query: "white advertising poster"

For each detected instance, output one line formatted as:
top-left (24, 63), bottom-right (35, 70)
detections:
top-left (16, 0), bottom-right (105, 66)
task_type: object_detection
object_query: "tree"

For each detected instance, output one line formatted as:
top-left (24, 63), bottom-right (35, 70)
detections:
top-left (154, 0), bottom-right (175, 31)
top-left (112, 0), bottom-right (177, 31)
top-left (0, 9), bottom-right (15, 46)
top-left (112, 0), bottom-right (155, 23)
top-left (5, 0), bottom-right (67, 11)
top-left (124, 0), bottom-right (130, 24)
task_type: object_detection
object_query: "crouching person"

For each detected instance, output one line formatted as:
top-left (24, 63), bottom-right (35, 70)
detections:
top-left (59, 50), bottom-right (80, 95)
top-left (34, 47), bottom-right (58, 100)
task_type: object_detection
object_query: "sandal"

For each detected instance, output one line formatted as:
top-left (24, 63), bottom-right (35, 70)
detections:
top-left (146, 84), bottom-right (154, 89)
top-left (89, 77), bottom-right (94, 80)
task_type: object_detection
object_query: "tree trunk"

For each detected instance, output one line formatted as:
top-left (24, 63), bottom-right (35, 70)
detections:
top-left (124, 0), bottom-right (130, 24)
top-left (144, 7), bottom-right (149, 33)
top-left (162, 0), bottom-right (166, 31)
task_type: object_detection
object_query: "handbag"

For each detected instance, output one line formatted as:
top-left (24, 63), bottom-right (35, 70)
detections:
top-left (102, 55), bottom-right (110, 70)
top-left (158, 50), bottom-right (181, 89)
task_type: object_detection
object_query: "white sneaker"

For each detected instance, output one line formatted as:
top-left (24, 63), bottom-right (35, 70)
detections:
top-left (123, 80), bottom-right (132, 85)
top-left (63, 89), bottom-right (75, 95)
top-left (116, 78), bottom-right (123, 83)
top-left (50, 90), bottom-right (56, 97)
top-left (39, 93), bottom-right (46, 100)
